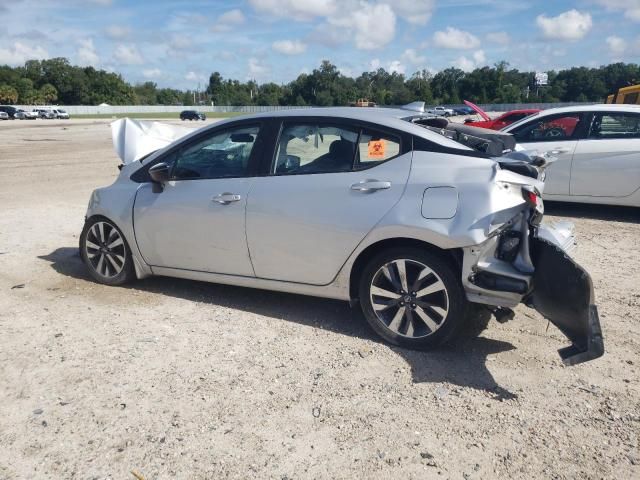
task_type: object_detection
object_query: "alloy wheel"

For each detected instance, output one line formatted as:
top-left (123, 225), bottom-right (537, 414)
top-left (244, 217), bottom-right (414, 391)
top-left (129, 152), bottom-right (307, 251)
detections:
top-left (369, 259), bottom-right (449, 338)
top-left (84, 221), bottom-right (126, 279)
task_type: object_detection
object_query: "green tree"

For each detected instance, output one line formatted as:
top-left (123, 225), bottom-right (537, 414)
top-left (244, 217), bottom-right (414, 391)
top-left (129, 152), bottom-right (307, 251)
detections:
top-left (0, 84), bottom-right (19, 104)
top-left (39, 83), bottom-right (58, 103)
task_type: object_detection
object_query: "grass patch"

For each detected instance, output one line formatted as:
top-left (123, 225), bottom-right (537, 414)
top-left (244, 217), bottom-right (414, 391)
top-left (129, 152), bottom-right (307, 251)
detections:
top-left (73, 112), bottom-right (245, 119)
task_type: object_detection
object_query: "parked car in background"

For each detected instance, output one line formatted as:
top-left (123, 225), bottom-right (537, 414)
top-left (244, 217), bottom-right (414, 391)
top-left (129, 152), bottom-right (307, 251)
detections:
top-left (349, 98), bottom-right (377, 107)
top-left (0, 111), bottom-right (9, 120)
top-left (0, 105), bottom-right (18, 119)
top-left (180, 110), bottom-right (206, 121)
top-left (503, 104), bottom-right (640, 207)
top-left (14, 109), bottom-right (38, 120)
top-left (79, 106), bottom-right (604, 366)
top-left (452, 105), bottom-right (475, 116)
top-left (33, 108), bottom-right (57, 119)
top-left (52, 108), bottom-right (70, 119)
top-left (463, 100), bottom-right (540, 130)
top-left (426, 106), bottom-right (455, 117)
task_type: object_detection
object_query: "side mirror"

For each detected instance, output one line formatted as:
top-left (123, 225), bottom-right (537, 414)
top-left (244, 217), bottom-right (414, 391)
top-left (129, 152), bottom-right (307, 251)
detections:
top-left (149, 162), bottom-right (170, 192)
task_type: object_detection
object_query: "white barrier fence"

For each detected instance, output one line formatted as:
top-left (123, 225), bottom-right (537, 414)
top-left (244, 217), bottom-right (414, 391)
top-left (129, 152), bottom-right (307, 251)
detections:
top-left (12, 102), bottom-right (597, 116)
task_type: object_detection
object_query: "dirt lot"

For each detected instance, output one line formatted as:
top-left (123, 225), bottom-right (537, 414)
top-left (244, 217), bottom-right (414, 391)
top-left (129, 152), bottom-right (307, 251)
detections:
top-left (0, 118), bottom-right (639, 479)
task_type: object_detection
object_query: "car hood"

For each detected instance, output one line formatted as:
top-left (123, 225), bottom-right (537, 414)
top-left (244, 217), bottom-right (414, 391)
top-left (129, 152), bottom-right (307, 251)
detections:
top-left (463, 100), bottom-right (491, 122)
top-left (111, 118), bottom-right (194, 164)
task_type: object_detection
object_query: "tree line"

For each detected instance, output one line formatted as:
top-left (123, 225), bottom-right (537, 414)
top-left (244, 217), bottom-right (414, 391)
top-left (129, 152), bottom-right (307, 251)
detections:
top-left (0, 57), bottom-right (638, 107)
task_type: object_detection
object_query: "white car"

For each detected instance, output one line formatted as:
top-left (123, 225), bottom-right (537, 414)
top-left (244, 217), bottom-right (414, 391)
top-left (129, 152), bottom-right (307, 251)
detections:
top-left (0, 111), bottom-right (8, 120)
top-left (503, 104), bottom-right (640, 207)
top-left (15, 109), bottom-right (38, 120)
top-left (427, 106), bottom-right (455, 117)
top-left (52, 108), bottom-right (70, 119)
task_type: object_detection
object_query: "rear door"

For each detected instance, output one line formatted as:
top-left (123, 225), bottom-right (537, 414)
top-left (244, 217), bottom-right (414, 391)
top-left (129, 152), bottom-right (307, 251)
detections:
top-left (507, 112), bottom-right (590, 195)
top-left (246, 119), bottom-right (412, 285)
top-left (570, 111), bottom-right (640, 197)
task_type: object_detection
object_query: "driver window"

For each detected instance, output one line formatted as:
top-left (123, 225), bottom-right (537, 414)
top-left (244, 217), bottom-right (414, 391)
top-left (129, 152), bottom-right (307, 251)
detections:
top-left (511, 114), bottom-right (583, 142)
top-left (171, 125), bottom-right (259, 180)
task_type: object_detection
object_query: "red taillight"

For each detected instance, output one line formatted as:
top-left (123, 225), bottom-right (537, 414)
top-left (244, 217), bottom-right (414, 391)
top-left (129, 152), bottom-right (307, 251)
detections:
top-left (522, 188), bottom-right (539, 207)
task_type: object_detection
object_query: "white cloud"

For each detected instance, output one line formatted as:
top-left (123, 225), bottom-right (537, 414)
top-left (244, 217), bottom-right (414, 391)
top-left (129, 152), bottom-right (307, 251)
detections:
top-left (77, 38), bottom-right (99, 66)
top-left (272, 39), bottom-right (307, 55)
top-left (248, 57), bottom-right (270, 79)
top-left (113, 44), bottom-right (144, 65)
top-left (606, 36), bottom-right (627, 55)
top-left (593, 1), bottom-right (640, 23)
top-left (185, 71), bottom-right (205, 82)
top-left (453, 49), bottom-right (486, 72)
top-left (211, 9), bottom-right (246, 32)
top-left (105, 25), bottom-right (130, 39)
top-left (142, 68), bottom-right (162, 79)
top-left (369, 58), bottom-right (381, 70)
top-left (387, 60), bottom-right (405, 75)
top-left (350, 3), bottom-right (396, 50)
top-left (433, 27), bottom-right (480, 49)
top-left (0, 41), bottom-right (48, 66)
top-left (473, 50), bottom-right (486, 64)
top-left (401, 49), bottom-right (426, 65)
top-left (486, 31), bottom-right (510, 45)
top-left (389, 0), bottom-right (435, 25)
top-left (248, 0), bottom-right (337, 21)
top-left (536, 10), bottom-right (592, 41)
top-left (169, 34), bottom-right (192, 50)
top-left (88, 0), bottom-right (112, 5)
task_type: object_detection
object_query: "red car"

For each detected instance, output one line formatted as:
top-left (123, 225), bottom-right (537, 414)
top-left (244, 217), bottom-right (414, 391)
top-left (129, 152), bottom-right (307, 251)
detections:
top-left (463, 100), bottom-right (540, 130)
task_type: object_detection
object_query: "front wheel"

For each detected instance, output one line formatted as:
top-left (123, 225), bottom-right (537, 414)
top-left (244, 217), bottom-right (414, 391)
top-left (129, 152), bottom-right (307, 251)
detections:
top-left (358, 248), bottom-right (467, 350)
top-left (80, 217), bottom-right (135, 285)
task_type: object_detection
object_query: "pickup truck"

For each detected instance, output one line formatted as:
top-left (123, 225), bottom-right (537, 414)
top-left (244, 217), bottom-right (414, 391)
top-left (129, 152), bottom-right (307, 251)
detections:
top-left (426, 106), bottom-right (455, 117)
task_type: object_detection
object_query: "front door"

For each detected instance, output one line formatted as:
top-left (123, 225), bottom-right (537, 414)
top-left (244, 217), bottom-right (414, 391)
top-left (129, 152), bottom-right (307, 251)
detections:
top-left (571, 111), bottom-right (640, 197)
top-left (133, 123), bottom-right (262, 276)
top-left (508, 112), bottom-right (589, 195)
top-left (246, 121), bottom-right (412, 285)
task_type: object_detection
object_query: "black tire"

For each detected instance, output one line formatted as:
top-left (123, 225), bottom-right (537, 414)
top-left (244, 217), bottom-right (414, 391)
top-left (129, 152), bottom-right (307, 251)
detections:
top-left (358, 247), bottom-right (468, 350)
top-left (80, 217), bottom-right (135, 286)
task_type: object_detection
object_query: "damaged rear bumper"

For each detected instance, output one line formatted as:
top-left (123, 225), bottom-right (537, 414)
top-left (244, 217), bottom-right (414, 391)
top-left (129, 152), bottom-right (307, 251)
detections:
top-left (526, 237), bottom-right (604, 365)
top-left (462, 214), bottom-right (605, 365)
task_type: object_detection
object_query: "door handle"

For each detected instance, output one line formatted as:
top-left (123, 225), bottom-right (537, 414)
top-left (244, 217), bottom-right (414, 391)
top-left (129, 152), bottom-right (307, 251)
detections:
top-left (550, 148), bottom-right (570, 154)
top-left (212, 193), bottom-right (241, 204)
top-left (350, 180), bottom-right (391, 192)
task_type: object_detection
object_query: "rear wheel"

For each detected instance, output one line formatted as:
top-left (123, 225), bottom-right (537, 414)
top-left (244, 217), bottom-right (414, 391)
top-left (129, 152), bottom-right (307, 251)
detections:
top-left (80, 217), bottom-right (135, 285)
top-left (358, 248), bottom-right (467, 350)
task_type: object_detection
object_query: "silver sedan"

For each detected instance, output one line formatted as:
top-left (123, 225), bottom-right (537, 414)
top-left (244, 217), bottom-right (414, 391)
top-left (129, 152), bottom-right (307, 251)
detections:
top-left (80, 107), bottom-right (604, 365)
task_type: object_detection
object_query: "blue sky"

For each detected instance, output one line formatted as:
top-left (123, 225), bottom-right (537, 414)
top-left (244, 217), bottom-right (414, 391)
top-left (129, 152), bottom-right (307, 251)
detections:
top-left (0, 0), bottom-right (638, 89)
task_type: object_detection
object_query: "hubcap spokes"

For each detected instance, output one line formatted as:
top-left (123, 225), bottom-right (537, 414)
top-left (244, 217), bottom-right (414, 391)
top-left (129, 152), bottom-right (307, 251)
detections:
top-left (85, 222), bottom-right (125, 278)
top-left (370, 259), bottom-right (449, 339)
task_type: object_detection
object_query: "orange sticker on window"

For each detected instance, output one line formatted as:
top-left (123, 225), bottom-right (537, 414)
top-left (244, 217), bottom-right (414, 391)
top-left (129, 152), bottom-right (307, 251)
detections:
top-left (368, 139), bottom-right (386, 158)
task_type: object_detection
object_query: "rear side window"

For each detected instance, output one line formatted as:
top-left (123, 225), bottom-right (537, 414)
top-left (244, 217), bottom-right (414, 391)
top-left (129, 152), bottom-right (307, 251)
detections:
top-left (273, 124), bottom-right (359, 175)
top-left (356, 129), bottom-right (401, 169)
top-left (589, 112), bottom-right (640, 139)
top-left (273, 123), bottom-right (403, 175)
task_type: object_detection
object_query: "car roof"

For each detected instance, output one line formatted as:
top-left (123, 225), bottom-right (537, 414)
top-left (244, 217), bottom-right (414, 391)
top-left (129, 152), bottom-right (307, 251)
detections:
top-left (503, 109), bottom-right (540, 114)
top-left (503, 103), bottom-right (640, 131)
top-left (188, 107), bottom-right (475, 152)
top-left (531, 104), bottom-right (640, 114)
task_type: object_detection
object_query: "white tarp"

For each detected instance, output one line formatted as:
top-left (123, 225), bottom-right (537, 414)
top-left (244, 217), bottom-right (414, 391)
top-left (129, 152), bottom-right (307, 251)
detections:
top-left (111, 118), bottom-right (194, 164)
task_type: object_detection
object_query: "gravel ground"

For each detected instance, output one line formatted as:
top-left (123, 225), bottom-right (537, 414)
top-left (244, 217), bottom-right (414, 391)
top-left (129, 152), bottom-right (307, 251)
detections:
top-left (0, 118), bottom-right (638, 479)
